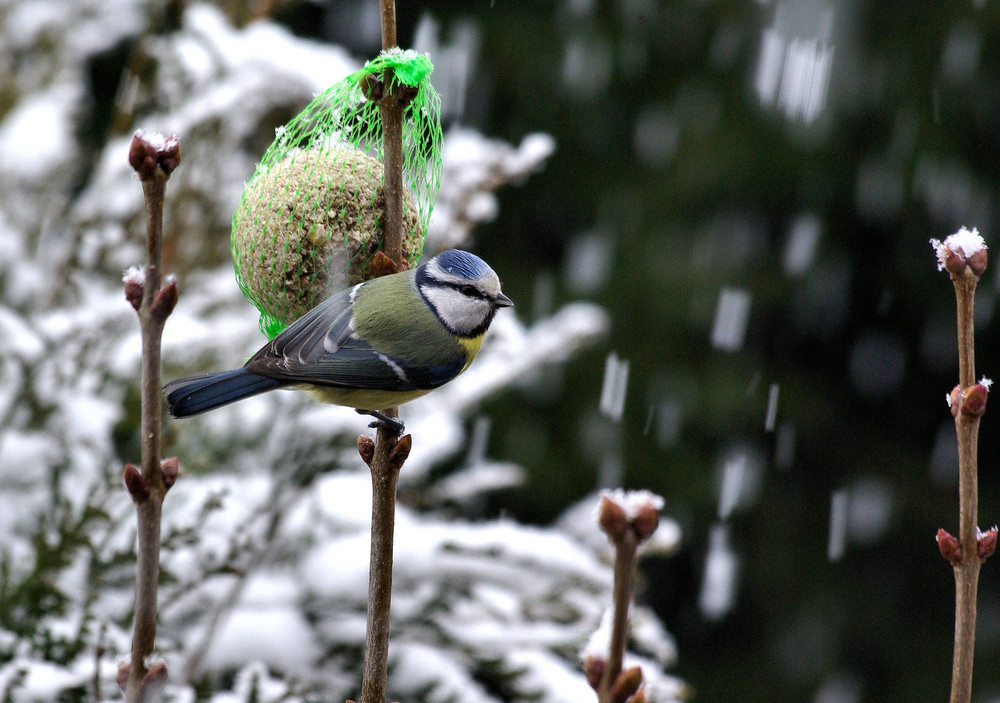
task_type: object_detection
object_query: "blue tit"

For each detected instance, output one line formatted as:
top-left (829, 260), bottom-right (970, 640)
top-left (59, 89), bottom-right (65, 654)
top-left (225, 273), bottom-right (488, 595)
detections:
top-left (163, 249), bottom-right (512, 432)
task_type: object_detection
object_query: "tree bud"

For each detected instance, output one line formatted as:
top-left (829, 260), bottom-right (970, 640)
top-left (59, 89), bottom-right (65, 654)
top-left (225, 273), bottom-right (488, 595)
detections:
top-left (937, 528), bottom-right (962, 564)
top-left (123, 463), bottom-right (149, 503)
top-left (388, 434), bottom-right (412, 472)
top-left (161, 456), bottom-right (179, 490)
top-left (609, 666), bottom-right (643, 703)
top-left (598, 496), bottom-right (629, 542)
top-left (129, 131), bottom-right (181, 179)
top-left (357, 436), bottom-right (375, 466)
top-left (978, 526), bottom-right (998, 561)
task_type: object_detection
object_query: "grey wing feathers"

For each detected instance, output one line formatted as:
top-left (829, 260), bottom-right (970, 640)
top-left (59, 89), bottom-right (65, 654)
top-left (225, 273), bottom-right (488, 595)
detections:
top-left (249, 285), bottom-right (356, 366)
top-left (242, 281), bottom-right (465, 392)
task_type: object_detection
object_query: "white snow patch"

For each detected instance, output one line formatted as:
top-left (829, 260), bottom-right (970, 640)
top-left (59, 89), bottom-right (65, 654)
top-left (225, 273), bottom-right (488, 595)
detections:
top-left (930, 226), bottom-right (986, 270)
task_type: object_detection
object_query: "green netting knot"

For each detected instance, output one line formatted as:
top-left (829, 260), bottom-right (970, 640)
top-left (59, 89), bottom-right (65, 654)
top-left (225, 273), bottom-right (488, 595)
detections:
top-left (231, 50), bottom-right (443, 340)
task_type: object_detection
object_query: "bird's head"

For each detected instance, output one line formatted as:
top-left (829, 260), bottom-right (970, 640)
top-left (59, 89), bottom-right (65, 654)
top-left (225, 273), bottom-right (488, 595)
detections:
top-left (417, 250), bottom-right (513, 337)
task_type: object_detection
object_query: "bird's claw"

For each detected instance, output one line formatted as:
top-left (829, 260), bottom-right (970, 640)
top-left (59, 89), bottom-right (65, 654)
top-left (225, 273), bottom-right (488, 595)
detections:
top-left (357, 408), bottom-right (404, 435)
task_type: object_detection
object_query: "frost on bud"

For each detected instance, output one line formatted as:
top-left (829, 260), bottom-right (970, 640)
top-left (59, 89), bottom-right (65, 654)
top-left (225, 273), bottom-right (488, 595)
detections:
top-left (357, 436), bottom-right (375, 466)
top-left (930, 227), bottom-right (987, 277)
top-left (599, 489), bottom-right (666, 544)
top-left (123, 463), bottom-right (149, 503)
top-left (129, 130), bottom-right (181, 179)
top-left (161, 456), bottom-right (179, 490)
top-left (123, 265), bottom-right (145, 311)
top-left (937, 528), bottom-right (962, 564)
top-left (978, 526), bottom-right (998, 561)
top-left (961, 380), bottom-right (990, 418)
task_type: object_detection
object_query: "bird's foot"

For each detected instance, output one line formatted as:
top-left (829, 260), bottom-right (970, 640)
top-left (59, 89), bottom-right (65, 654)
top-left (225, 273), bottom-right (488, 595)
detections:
top-left (357, 408), bottom-right (405, 435)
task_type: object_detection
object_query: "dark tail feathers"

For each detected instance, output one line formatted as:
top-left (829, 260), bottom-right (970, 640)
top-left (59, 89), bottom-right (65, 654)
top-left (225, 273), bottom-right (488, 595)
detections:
top-left (163, 369), bottom-right (286, 418)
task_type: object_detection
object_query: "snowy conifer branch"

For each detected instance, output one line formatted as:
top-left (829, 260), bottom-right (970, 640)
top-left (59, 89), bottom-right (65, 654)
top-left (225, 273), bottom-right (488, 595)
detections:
top-left (931, 227), bottom-right (992, 703)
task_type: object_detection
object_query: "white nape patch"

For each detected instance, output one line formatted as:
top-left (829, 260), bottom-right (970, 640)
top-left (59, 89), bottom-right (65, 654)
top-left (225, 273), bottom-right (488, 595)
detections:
top-left (421, 284), bottom-right (492, 336)
top-left (377, 351), bottom-right (408, 382)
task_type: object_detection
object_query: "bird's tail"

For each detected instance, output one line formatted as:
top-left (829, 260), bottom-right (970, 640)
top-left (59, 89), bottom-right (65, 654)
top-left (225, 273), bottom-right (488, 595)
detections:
top-left (163, 369), bottom-right (286, 418)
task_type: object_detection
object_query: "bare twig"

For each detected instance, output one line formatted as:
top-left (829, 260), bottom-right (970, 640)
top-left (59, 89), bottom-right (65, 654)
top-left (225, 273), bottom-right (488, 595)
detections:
top-left (949, 271), bottom-right (981, 703)
top-left (587, 491), bottom-right (662, 703)
top-left (123, 131), bottom-right (181, 703)
top-left (931, 230), bottom-right (990, 703)
top-left (357, 2), bottom-right (409, 702)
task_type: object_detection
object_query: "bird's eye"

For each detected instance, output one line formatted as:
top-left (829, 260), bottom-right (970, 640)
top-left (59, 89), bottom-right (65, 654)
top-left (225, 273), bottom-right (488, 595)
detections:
top-left (460, 284), bottom-right (478, 297)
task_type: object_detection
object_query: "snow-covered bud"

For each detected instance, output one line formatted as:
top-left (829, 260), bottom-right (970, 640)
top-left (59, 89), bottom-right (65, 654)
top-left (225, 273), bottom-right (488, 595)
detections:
top-left (129, 130), bottom-right (181, 180)
top-left (123, 463), bottom-right (149, 503)
top-left (961, 379), bottom-right (990, 418)
top-left (123, 265), bottom-right (145, 311)
top-left (978, 526), bottom-right (998, 561)
top-left (599, 489), bottom-right (666, 544)
top-left (937, 528), bottom-right (962, 563)
top-left (357, 436), bottom-right (375, 466)
top-left (161, 456), bottom-right (179, 490)
top-left (931, 227), bottom-right (988, 277)
top-left (609, 666), bottom-right (643, 703)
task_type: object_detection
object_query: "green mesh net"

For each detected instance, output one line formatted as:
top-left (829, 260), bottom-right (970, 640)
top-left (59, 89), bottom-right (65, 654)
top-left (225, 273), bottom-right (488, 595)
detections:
top-left (232, 49), bottom-right (443, 340)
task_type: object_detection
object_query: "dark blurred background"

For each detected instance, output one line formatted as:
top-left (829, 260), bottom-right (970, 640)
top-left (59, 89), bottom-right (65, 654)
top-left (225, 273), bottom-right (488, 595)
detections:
top-left (137, 1), bottom-right (1000, 701)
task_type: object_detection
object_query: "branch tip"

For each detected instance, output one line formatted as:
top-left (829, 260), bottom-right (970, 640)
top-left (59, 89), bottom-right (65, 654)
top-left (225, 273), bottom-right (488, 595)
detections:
top-left (129, 131), bottom-right (181, 180)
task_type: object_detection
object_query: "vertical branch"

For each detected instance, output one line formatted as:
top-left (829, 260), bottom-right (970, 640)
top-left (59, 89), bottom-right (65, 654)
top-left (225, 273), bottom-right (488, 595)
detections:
top-left (586, 492), bottom-right (662, 703)
top-left (932, 229), bottom-right (990, 703)
top-left (598, 531), bottom-right (638, 703)
top-left (123, 132), bottom-right (181, 703)
top-left (359, 2), bottom-right (408, 702)
top-left (949, 271), bottom-right (981, 703)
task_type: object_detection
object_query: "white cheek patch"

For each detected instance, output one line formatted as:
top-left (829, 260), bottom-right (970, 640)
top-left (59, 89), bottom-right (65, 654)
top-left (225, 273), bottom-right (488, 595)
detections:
top-left (422, 286), bottom-right (490, 335)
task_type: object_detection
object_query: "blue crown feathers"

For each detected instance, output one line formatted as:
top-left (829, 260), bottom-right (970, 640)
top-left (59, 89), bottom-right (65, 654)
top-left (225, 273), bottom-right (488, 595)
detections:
top-left (434, 250), bottom-right (491, 280)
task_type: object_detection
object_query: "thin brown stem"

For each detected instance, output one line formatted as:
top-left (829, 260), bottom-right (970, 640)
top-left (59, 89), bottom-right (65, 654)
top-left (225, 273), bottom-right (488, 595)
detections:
top-left (359, 422), bottom-right (402, 703)
top-left (125, 133), bottom-right (180, 703)
top-left (598, 531), bottom-right (638, 703)
top-left (359, 2), bottom-right (407, 701)
top-left (949, 270), bottom-right (981, 703)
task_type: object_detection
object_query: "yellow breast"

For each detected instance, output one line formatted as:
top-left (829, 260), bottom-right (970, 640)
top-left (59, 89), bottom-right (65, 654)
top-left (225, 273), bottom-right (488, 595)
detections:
top-left (458, 334), bottom-right (485, 371)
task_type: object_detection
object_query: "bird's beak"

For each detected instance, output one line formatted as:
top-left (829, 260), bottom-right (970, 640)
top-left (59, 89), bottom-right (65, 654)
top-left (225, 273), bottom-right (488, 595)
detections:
top-left (495, 292), bottom-right (514, 308)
